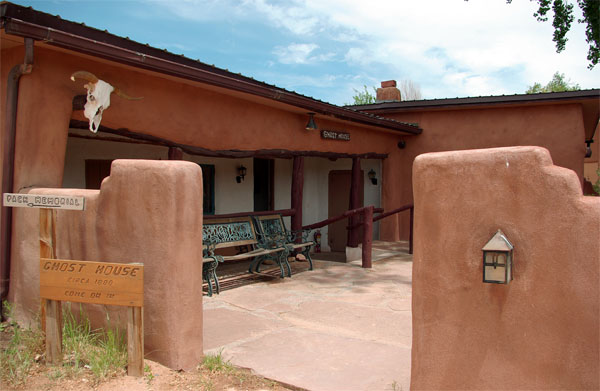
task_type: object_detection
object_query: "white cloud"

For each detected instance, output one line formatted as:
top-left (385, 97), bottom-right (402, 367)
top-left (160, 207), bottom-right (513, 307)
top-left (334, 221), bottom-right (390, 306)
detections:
top-left (249, 0), bottom-right (320, 36)
top-left (261, 0), bottom-right (598, 97)
top-left (274, 43), bottom-right (334, 64)
top-left (152, 0), bottom-right (599, 99)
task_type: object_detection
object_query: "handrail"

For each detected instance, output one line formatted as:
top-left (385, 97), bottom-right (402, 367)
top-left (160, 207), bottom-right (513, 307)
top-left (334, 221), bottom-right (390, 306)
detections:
top-left (303, 203), bottom-right (414, 262)
top-left (302, 206), bottom-right (373, 230)
top-left (204, 208), bottom-right (295, 219)
top-left (373, 204), bottom-right (412, 222)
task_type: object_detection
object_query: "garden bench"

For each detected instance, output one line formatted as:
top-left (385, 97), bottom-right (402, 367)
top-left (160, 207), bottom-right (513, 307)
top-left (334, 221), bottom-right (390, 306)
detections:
top-left (253, 214), bottom-right (314, 272)
top-left (202, 216), bottom-right (288, 296)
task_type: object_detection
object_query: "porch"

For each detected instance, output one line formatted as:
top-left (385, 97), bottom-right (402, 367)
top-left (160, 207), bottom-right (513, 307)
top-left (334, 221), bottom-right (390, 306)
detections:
top-left (203, 241), bottom-right (413, 391)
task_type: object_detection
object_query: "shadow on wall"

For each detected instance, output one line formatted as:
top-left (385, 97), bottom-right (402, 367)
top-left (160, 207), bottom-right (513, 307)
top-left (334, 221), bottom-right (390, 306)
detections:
top-left (411, 146), bottom-right (599, 390)
top-left (8, 160), bottom-right (204, 370)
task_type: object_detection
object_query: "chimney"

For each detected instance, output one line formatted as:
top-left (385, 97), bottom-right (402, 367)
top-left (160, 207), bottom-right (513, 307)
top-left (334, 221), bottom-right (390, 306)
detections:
top-left (376, 80), bottom-right (401, 102)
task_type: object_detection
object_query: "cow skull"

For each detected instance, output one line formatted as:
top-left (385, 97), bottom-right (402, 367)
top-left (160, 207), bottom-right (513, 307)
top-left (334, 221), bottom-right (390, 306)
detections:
top-left (71, 71), bottom-right (142, 133)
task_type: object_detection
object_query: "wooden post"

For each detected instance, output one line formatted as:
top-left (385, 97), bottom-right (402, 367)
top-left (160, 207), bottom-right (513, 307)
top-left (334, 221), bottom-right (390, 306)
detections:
top-left (291, 156), bottom-right (304, 239)
top-left (168, 147), bottom-right (183, 160)
top-left (409, 206), bottom-right (414, 255)
top-left (348, 157), bottom-right (361, 247)
top-left (40, 208), bottom-right (62, 364)
top-left (127, 306), bottom-right (144, 376)
top-left (362, 206), bottom-right (373, 268)
top-left (44, 299), bottom-right (62, 365)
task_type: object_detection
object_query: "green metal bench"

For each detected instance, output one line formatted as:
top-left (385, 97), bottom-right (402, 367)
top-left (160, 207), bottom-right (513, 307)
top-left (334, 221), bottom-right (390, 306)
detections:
top-left (253, 214), bottom-right (314, 272)
top-left (202, 216), bottom-right (288, 296)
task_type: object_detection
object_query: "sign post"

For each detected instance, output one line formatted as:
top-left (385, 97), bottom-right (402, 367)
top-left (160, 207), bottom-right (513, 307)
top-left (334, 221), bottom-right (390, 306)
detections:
top-left (3, 193), bottom-right (144, 376)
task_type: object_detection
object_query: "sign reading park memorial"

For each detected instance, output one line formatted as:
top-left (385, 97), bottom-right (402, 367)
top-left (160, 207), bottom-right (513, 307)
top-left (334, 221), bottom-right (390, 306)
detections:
top-left (3, 193), bottom-right (85, 210)
top-left (40, 259), bottom-right (144, 307)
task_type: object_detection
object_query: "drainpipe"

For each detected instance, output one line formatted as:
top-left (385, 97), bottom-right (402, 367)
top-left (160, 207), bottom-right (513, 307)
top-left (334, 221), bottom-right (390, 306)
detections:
top-left (1, 38), bottom-right (34, 319)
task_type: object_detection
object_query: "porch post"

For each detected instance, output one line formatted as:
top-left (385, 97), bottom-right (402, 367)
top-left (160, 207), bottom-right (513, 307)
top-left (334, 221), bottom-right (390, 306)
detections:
top-left (291, 156), bottom-right (304, 237)
top-left (348, 157), bottom-right (361, 247)
top-left (168, 147), bottom-right (183, 160)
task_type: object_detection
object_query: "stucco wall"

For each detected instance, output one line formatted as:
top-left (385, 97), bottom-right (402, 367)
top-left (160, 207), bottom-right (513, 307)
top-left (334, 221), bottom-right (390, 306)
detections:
top-left (380, 105), bottom-right (587, 241)
top-left (9, 160), bottom-right (204, 370)
top-left (411, 146), bottom-right (599, 389)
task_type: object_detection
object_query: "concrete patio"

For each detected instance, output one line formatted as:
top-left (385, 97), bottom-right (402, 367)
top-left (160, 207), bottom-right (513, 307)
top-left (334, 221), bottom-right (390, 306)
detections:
top-left (203, 241), bottom-right (413, 391)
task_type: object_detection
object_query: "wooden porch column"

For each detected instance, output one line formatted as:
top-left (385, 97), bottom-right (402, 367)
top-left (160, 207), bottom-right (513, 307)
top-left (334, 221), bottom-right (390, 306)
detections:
top-left (291, 156), bottom-right (304, 236)
top-left (348, 157), bottom-right (361, 247)
top-left (168, 147), bottom-right (183, 160)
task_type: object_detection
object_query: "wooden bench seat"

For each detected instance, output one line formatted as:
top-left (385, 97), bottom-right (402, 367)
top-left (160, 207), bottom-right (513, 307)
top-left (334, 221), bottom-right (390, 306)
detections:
top-left (253, 214), bottom-right (314, 271)
top-left (202, 216), bottom-right (288, 296)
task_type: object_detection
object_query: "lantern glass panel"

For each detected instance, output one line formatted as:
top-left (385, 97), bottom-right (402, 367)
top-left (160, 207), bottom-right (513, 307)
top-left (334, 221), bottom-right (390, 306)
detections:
top-left (483, 251), bottom-right (508, 283)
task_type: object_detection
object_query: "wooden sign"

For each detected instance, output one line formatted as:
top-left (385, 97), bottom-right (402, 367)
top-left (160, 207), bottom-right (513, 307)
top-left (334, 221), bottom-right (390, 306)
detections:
top-left (321, 129), bottom-right (350, 141)
top-left (3, 193), bottom-right (85, 210)
top-left (40, 259), bottom-right (143, 307)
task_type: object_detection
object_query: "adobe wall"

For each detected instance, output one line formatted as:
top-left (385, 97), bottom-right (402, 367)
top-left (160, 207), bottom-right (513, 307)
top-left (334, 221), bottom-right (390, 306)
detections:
top-left (1, 44), bottom-right (407, 233)
top-left (411, 146), bottom-right (599, 389)
top-left (379, 105), bottom-right (586, 241)
top-left (9, 160), bottom-right (204, 370)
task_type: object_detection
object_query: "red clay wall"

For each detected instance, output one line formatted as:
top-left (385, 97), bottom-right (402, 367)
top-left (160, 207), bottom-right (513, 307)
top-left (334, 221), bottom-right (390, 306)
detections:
top-left (411, 146), bottom-right (599, 389)
top-left (9, 160), bottom-right (204, 370)
top-left (380, 105), bottom-right (586, 241)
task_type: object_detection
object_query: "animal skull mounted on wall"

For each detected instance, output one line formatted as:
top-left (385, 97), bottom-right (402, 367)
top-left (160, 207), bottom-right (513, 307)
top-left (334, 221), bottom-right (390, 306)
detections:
top-left (71, 71), bottom-right (143, 133)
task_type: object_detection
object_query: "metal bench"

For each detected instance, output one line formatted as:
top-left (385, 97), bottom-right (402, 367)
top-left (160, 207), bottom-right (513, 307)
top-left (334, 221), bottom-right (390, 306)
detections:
top-left (253, 214), bottom-right (314, 272)
top-left (203, 216), bottom-right (288, 296)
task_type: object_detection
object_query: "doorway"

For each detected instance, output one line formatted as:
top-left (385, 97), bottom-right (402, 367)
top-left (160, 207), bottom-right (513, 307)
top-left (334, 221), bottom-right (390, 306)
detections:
top-left (254, 158), bottom-right (274, 211)
top-left (328, 170), bottom-right (364, 252)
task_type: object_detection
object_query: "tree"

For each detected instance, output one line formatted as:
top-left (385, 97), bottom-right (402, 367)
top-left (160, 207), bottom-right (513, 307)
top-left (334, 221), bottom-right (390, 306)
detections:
top-left (347, 80), bottom-right (423, 105)
top-left (348, 85), bottom-right (376, 105)
top-left (467, 0), bottom-right (599, 69)
top-left (399, 80), bottom-right (423, 101)
top-left (525, 71), bottom-right (580, 93)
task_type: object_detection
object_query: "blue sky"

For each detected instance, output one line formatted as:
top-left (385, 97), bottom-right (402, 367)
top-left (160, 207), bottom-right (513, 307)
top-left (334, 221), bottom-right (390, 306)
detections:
top-left (12, 0), bottom-right (600, 105)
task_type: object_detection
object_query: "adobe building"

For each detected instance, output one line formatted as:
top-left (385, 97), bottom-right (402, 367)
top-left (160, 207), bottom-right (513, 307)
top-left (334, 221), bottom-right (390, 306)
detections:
top-left (1, 1), bottom-right (599, 369)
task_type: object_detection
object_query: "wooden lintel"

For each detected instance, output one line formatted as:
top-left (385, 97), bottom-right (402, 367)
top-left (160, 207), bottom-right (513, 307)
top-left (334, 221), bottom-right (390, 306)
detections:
top-left (68, 120), bottom-right (388, 160)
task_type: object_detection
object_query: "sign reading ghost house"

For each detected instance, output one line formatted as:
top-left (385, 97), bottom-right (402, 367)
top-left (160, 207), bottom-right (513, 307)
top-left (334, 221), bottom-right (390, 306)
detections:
top-left (40, 259), bottom-right (144, 307)
top-left (3, 193), bottom-right (85, 210)
top-left (321, 129), bottom-right (351, 141)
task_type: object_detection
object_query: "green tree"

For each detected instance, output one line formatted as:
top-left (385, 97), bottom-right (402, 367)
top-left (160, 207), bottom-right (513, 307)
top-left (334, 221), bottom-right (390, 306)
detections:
top-left (467, 0), bottom-right (599, 69)
top-left (348, 85), bottom-right (377, 105)
top-left (526, 71), bottom-right (581, 93)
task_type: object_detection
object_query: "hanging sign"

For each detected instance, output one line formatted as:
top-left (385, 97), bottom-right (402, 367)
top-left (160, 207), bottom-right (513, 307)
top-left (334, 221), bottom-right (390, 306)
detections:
top-left (321, 129), bottom-right (350, 141)
top-left (3, 193), bottom-right (85, 210)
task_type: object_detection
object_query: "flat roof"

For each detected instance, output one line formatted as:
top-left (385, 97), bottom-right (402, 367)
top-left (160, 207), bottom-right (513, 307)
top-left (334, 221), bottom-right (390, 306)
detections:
top-left (0, 2), bottom-right (422, 135)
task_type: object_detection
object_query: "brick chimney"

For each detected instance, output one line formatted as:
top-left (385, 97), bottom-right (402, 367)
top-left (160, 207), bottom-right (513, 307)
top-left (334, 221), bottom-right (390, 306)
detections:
top-left (376, 80), bottom-right (401, 102)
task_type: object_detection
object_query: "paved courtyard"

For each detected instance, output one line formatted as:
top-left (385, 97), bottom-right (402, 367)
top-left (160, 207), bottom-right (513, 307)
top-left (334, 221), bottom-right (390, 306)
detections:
top-left (203, 242), bottom-right (413, 391)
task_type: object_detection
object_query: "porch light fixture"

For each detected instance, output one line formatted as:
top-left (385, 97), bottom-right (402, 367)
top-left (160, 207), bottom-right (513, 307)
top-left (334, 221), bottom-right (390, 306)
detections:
top-left (368, 169), bottom-right (378, 185)
top-left (305, 113), bottom-right (318, 130)
top-left (585, 139), bottom-right (593, 158)
top-left (482, 230), bottom-right (514, 284)
top-left (236, 165), bottom-right (247, 183)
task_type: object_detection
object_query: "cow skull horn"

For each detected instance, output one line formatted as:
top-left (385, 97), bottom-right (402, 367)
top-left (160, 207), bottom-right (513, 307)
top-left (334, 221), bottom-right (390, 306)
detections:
top-left (113, 87), bottom-right (143, 100)
top-left (70, 71), bottom-right (99, 83)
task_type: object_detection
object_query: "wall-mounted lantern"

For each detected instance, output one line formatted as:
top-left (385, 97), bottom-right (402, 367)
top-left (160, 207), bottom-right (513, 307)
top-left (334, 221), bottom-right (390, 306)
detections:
top-left (482, 229), bottom-right (514, 284)
top-left (305, 112), bottom-right (318, 130)
top-left (236, 165), bottom-right (247, 183)
top-left (368, 169), bottom-right (378, 185)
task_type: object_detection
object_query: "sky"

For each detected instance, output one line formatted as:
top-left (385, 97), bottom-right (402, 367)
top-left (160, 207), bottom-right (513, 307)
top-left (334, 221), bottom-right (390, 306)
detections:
top-left (11, 0), bottom-right (600, 105)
